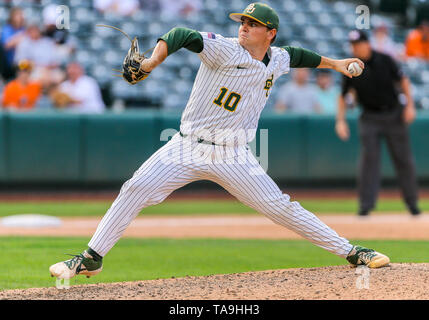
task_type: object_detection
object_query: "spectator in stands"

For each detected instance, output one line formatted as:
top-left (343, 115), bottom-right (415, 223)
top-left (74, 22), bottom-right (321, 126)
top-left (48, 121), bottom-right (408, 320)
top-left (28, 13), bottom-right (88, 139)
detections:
top-left (94, 0), bottom-right (140, 16)
top-left (2, 60), bottom-right (41, 111)
top-left (371, 21), bottom-right (402, 61)
top-left (14, 23), bottom-right (60, 69)
top-left (159, 0), bottom-right (202, 18)
top-left (405, 20), bottom-right (429, 60)
top-left (336, 30), bottom-right (420, 216)
top-left (50, 62), bottom-right (105, 114)
top-left (0, 7), bottom-right (26, 76)
top-left (275, 68), bottom-right (320, 114)
top-left (315, 69), bottom-right (339, 115)
top-left (14, 23), bottom-right (63, 90)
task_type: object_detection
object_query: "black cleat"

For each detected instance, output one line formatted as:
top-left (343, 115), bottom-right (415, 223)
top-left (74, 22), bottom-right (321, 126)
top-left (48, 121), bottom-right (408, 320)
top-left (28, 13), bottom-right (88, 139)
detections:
top-left (358, 209), bottom-right (370, 216)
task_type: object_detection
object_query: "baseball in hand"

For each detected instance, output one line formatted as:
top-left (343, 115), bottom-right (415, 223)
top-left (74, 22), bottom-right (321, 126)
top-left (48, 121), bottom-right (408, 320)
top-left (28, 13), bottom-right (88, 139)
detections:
top-left (347, 62), bottom-right (363, 77)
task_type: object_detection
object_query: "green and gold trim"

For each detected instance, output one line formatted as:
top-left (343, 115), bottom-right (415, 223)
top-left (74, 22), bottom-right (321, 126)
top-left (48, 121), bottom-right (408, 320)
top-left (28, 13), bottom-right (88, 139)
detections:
top-left (229, 2), bottom-right (279, 30)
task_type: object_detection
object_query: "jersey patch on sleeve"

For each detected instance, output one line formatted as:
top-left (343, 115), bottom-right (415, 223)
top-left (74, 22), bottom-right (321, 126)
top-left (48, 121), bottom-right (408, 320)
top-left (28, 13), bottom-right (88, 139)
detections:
top-left (207, 32), bottom-right (216, 39)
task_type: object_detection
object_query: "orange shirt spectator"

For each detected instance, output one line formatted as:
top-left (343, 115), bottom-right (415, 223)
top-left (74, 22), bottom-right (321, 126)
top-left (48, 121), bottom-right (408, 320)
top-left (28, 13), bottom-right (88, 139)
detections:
top-left (2, 60), bottom-right (41, 110)
top-left (405, 21), bottom-right (429, 60)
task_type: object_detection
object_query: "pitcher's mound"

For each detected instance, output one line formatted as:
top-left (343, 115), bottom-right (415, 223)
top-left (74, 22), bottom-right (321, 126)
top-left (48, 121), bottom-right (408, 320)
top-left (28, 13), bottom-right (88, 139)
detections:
top-left (1, 263), bottom-right (428, 300)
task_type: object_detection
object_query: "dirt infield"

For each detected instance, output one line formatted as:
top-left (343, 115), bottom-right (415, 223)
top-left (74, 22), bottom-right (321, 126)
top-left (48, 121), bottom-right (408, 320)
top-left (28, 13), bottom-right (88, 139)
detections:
top-left (1, 214), bottom-right (428, 300)
top-left (0, 214), bottom-right (428, 239)
top-left (1, 263), bottom-right (428, 300)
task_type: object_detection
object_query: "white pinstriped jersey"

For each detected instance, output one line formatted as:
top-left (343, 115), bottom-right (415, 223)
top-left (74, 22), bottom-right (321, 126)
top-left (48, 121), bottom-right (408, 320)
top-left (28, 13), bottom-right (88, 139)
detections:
top-left (86, 30), bottom-right (354, 260)
top-left (180, 32), bottom-right (291, 146)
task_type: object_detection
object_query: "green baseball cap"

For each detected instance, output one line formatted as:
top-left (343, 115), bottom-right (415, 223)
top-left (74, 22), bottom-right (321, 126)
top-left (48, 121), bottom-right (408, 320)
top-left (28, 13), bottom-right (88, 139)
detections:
top-left (229, 2), bottom-right (279, 30)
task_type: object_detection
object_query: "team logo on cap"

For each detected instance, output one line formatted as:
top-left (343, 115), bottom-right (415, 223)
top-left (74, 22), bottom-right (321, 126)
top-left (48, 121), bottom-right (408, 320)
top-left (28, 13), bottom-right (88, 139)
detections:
top-left (245, 3), bottom-right (256, 13)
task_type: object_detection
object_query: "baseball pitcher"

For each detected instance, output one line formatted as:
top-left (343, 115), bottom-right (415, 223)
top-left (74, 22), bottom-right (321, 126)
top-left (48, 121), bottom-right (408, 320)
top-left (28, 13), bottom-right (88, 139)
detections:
top-left (50, 3), bottom-right (390, 280)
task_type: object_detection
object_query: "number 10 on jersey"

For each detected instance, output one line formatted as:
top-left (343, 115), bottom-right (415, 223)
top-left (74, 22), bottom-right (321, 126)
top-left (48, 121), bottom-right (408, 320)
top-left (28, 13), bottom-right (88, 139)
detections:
top-left (213, 87), bottom-right (241, 112)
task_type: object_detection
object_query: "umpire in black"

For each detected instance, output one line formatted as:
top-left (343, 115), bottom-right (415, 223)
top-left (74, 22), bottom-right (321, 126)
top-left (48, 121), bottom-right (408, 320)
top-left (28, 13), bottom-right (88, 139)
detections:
top-left (336, 30), bottom-right (420, 216)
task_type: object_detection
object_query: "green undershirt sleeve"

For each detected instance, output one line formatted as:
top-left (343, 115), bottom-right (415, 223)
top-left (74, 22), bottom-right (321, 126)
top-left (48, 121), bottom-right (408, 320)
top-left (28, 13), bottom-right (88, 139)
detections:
top-left (158, 27), bottom-right (204, 56)
top-left (282, 46), bottom-right (322, 68)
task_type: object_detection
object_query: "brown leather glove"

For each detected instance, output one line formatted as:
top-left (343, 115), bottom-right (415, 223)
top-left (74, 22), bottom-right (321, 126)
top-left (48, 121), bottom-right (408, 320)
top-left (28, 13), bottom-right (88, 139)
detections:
top-left (122, 37), bottom-right (151, 85)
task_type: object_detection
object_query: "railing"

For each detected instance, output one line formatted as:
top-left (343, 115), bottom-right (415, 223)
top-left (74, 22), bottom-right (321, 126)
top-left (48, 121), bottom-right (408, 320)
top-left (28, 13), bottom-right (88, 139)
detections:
top-left (1, 110), bottom-right (429, 185)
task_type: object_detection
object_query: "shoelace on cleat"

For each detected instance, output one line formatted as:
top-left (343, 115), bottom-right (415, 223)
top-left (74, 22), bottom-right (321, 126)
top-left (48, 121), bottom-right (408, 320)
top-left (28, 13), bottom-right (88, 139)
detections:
top-left (358, 251), bottom-right (377, 264)
top-left (64, 254), bottom-right (84, 273)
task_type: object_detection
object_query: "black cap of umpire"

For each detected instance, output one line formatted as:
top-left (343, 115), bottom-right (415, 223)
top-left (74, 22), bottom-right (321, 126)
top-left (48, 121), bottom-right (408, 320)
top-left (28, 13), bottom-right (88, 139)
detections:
top-left (348, 30), bottom-right (369, 43)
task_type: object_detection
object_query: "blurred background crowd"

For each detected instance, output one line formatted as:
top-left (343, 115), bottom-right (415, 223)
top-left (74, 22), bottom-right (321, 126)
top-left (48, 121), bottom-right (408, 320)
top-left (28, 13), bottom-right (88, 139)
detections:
top-left (1, 0), bottom-right (429, 114)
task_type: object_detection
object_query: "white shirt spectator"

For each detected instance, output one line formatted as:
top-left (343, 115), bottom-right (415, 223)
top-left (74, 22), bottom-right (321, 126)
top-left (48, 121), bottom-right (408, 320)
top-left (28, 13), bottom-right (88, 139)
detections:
top-left (60, 75), bottom-right (105, 113)
top-left (14, 35), bottom-right (59, 67)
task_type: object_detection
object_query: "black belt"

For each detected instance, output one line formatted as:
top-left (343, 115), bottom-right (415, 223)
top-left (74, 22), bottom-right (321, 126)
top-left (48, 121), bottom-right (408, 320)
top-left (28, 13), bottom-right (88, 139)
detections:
top-left (179, 131), bottom-right (224, 146)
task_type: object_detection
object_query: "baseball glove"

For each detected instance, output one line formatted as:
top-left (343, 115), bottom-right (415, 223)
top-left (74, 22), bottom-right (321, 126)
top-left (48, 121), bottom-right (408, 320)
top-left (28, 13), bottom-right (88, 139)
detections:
top-left (50, 90), bottom-right (73, 108)
top-left (96, 24), bottom-right (153, 85)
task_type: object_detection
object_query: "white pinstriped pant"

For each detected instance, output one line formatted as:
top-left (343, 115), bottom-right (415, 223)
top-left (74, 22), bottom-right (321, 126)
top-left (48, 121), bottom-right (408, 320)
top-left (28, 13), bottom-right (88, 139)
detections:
top-left (88, 132), bottom-right (353, 257)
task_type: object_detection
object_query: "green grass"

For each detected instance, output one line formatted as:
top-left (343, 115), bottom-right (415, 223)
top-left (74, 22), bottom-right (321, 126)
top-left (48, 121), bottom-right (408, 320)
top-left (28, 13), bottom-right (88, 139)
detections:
top-left (0, 200), bottom-right (256, 217)
top-left (0, 237), bottom-right (427, 290)
top-left (0, 198), bottom-right (427, 217)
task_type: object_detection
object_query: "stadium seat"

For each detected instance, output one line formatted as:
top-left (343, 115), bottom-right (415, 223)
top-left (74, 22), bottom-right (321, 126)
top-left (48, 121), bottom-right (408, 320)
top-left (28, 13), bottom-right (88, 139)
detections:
top-left (69, 0), bottom-right (91, 7)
